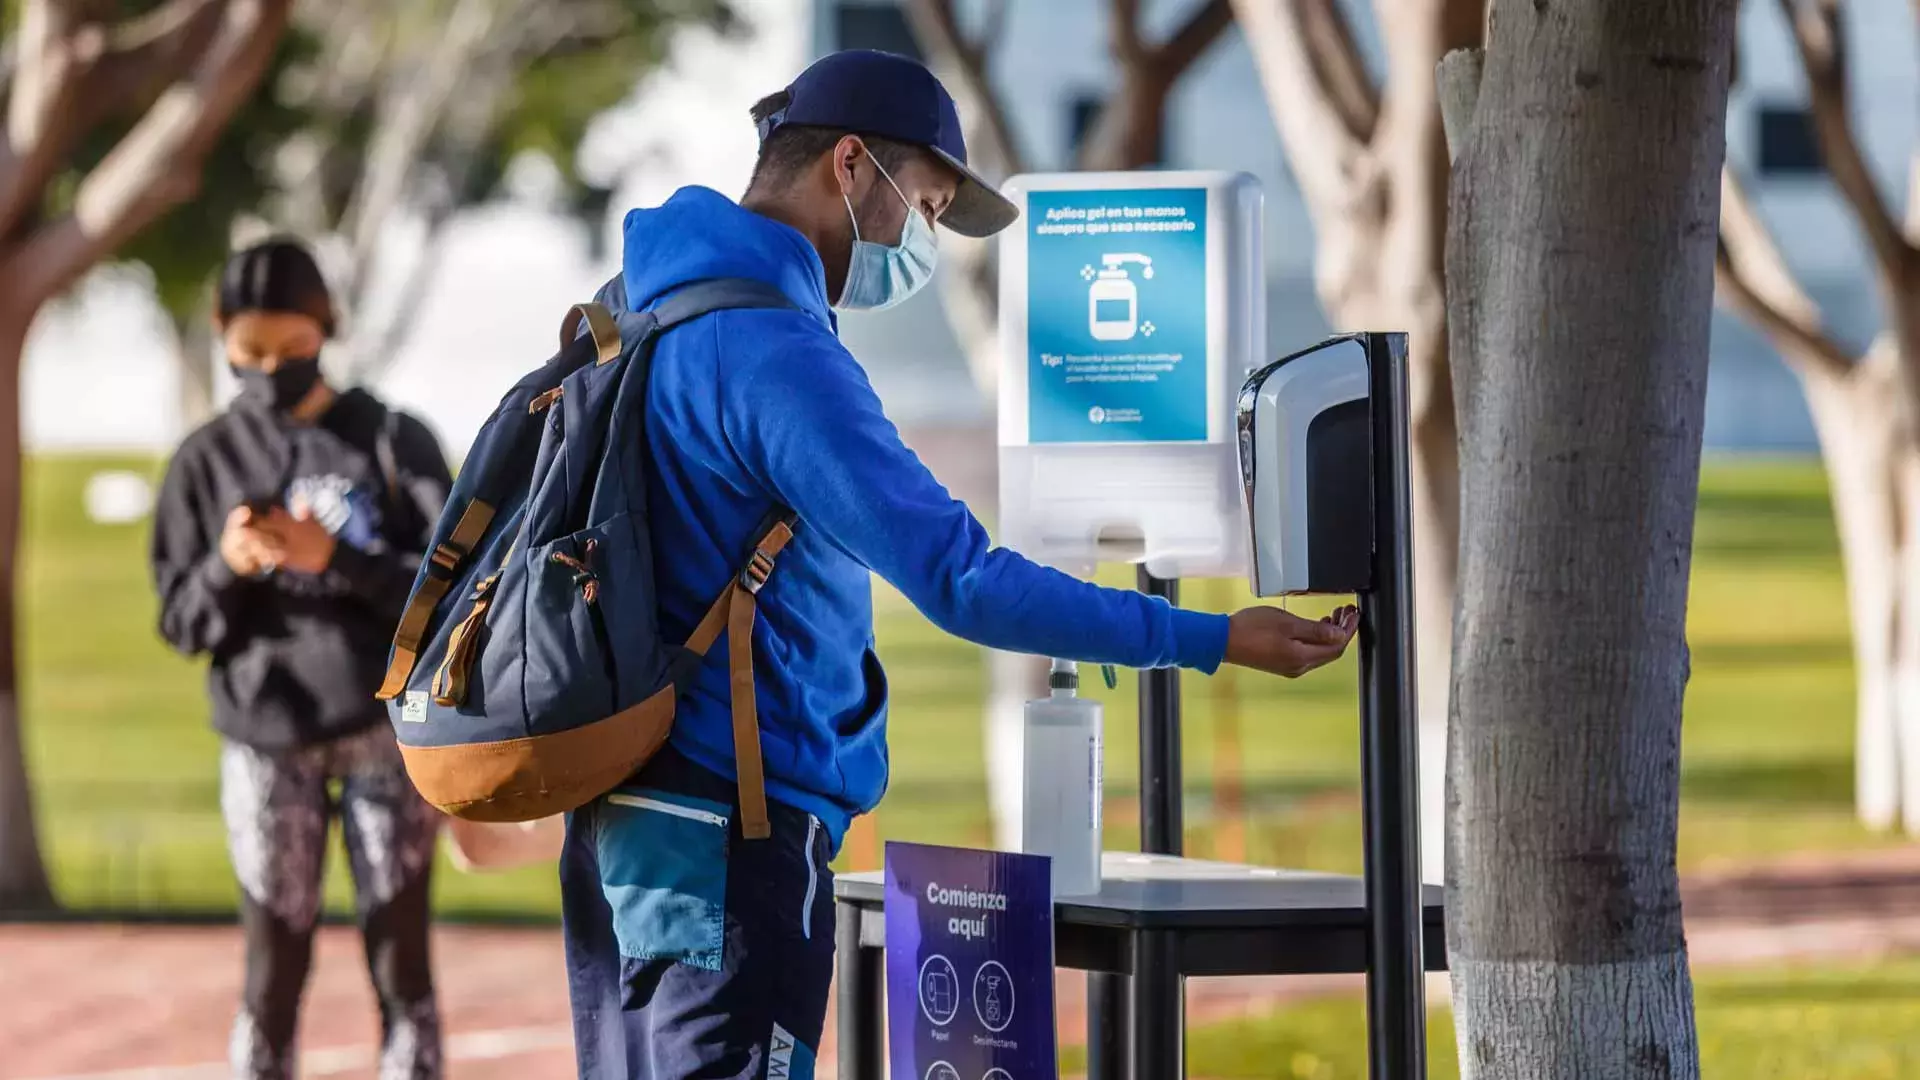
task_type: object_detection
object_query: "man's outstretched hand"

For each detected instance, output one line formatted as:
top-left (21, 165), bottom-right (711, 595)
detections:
top-left (1224, 604), bottom-right (1359, 678)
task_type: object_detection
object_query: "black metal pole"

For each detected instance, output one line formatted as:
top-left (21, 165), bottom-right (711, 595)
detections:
top-left (1129, 929), bottom-right (1183, 1078)
top-left (1358, 332), bottom-right (1426, 1080)
top-left (835, 903), bottom-right (885, 1080)
top-left (1136, 568), bottom-right (1183, 856)
top-left (1134, 568), bottom-right (1185, 1075)
top-left (1086, 972), bottom-right (1130, 1080)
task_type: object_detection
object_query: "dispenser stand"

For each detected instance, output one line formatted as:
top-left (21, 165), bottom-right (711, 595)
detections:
top-left (1357, 333), bottom-right (1425, 1080)
top-left (1088, 568), bottom-right (1189, 1079)
top-left (1134, 569), bottom-right (1184, 1070)
top-left (1137, 569), bottom-right (1184, 857)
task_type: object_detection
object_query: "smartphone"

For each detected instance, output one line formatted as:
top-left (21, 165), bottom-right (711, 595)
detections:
top-left (238, 496), bottom-right (280, 522)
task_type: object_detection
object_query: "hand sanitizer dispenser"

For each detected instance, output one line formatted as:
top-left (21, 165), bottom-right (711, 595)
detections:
top-left (1237, 331), bottom-right (1436, 1080)
top-left (1236, 333), bottom-right (1388, 596)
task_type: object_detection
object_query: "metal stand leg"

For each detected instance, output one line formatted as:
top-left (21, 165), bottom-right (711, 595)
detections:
top-left (1136, 570), bottom-right (1184, 857)
top-left (1132, 570), bottom-right (1185, 1078)
top-left (1129, 930), bottom-right (1183, 1078)
top-left (1087, 971), bottom-right (1131, 1080)
top-left (835, 903), bottom-right (884, 1080)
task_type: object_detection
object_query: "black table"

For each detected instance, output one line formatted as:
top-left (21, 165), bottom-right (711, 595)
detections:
top-left (833, 851), bottom-right (1446, 1080)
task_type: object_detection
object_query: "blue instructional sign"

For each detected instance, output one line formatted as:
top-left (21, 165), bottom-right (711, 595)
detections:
top-left (1026, 187), bottom-right (1210, 444)
top-left (886, 842), bottom-right (1057, 1080)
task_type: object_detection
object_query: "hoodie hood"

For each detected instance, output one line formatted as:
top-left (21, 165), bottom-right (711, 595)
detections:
top-left (621, 186), bottom-right (835, 326)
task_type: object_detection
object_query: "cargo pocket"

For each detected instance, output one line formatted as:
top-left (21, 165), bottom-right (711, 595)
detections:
top-left (595, 788), bottom-right (730, 972)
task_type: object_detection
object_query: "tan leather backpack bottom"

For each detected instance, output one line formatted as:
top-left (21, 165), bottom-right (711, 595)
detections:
top-left (399, 687), bottom-right (676, 824)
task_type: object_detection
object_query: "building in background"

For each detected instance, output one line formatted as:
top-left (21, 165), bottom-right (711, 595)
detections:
top-left (21, 0), bottom-right (1915, 456)
top-left (816, 0), bottom-right (1920, 455)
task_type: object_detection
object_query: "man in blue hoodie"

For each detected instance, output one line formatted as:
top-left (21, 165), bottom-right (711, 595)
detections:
top-left (560, 50), bottom-right (1359, 1079)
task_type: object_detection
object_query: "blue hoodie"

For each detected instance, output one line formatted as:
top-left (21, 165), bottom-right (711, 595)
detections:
top-left (626, 187), bottom-right (1230, 851)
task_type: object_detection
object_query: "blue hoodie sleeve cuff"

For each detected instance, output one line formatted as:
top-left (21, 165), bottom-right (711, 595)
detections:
top-left (1170, 608), bottom-right (1231, 674)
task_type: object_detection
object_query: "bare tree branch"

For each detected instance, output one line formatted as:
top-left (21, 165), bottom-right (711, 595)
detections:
top-left (7, 0), bottom-right (294, 307)
top-left (1109, 0), bottom-right (1146, 65)
top-left (1907, 147), bottom-right (1920, 245)
top-left (1716, 168), bottom-right (1855, 380)
top-left (1781, 0), bottom-right (1915, 283)
top-left (1077, 0), bottom-right (1238, 171)
top-left (903, 0), bottom-right (1027, 395)
top-left (0, 0), bottom-right (100, 243)
top-left (1230, 0), bottom-right (1371, 222)
top-left (1299, 0), bottom-right (1378, 143)
top-left (272, 0), bottom-right (397, 234)
top-left (92, 0), bottom-right (230, 118)
top-left (286, 0), bottom-right (395, 113)
top-left (1155, 0), bottom-right (1235, 76)
top-left (346, 214), bottom-right (453, 384)
top-left (336, 0), bottom-right (496, 297)
top-left (901, 0), bottom-right (1024, 178)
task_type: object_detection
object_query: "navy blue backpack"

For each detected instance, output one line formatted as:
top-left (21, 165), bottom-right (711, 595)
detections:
top-left (377, 278), bottom-right (797, 839)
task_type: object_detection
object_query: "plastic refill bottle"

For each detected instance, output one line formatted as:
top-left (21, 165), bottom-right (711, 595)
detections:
top-left (1022, 659), bottom-right (1103, 896)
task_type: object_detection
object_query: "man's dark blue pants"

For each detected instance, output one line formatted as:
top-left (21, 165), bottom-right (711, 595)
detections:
top-left (562, 747), bottom-right (836, 1079)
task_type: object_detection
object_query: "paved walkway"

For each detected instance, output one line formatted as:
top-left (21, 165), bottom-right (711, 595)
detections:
top-left (4, 843), bottom-right (1917, 1079)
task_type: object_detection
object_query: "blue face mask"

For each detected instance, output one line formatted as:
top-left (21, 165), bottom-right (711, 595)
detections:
top-left (836, 155), bottom-right (937, 312)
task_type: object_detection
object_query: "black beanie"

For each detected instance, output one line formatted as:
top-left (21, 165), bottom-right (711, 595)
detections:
top-left (216, 238), bottom-right (336, 336)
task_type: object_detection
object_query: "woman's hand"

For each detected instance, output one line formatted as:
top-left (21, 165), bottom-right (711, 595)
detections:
top-left (218, 506), bottom-right (277, 576)
top-left (1224, 604), bottom-right (1360, 678)
top-left (250, 503), bottom-right (337, 576)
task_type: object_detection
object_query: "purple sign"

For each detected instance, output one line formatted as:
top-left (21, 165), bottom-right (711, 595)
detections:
top-left (885, 842), bottom-right (1057, 1080)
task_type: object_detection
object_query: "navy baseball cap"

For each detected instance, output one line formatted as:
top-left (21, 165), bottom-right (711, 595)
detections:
top-left (756, 50), bottom-right (1019, 239)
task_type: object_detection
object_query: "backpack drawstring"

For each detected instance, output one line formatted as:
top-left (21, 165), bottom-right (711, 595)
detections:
top-left (549, 539), bottom-right (599, 604)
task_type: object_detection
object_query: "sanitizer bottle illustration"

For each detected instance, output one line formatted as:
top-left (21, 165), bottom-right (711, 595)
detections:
top-left (984, 975), bottom-right (1004, 1025)
top-left (1088, 253), bottom-right (1153, 341)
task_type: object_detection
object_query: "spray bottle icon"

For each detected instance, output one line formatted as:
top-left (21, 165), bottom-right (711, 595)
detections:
top-left (983, 974), bottom-right (1004, 1025)
top-left (1088, 253), bottom-right (1153, 341)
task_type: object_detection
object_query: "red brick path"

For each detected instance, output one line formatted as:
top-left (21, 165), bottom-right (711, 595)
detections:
top-left (6, 844), bottom-right (1919, 1079)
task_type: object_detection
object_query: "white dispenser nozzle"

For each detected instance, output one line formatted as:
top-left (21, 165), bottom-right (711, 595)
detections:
top-left (1023, 657), bottom-right (1103, 896)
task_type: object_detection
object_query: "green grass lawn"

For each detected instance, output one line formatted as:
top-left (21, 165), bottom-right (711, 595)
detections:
top-left (19, 454), bottom-right (1895, 916)
top-left (1112, 957), bottom-right (1920, 1079)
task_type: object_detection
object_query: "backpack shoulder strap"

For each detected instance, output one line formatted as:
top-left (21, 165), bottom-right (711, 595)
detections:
top-left (559, 302), bottom-right (622, 364)
top-left (647, 277), bottom-right (799, 332)
top-left (680, 508), bottom-right (799, 841)
top-left (553, 278), bottom-right (792, 367)
top-left (374, 404), bottom-right (403, 512)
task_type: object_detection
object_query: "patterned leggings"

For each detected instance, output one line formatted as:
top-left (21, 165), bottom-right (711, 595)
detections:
top-left (220, 725), bottom-right (443, 1080)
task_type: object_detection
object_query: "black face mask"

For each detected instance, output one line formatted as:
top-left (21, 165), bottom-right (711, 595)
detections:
top-left (233, 356), bottom-right (322, 412)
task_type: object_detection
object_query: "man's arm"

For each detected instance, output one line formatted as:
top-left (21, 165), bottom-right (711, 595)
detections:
top-left (724, 324), bottom-right (1229, 672)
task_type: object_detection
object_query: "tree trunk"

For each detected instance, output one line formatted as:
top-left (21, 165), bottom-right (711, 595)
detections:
top-left (1803, 343), bottom-right (1920, 834)
top-left (1892, 447), bottom-right (1920, 835)
top-left (1317, 227), bottom-right (1453, 884)
top-left (1802, 352), bottom-right (1901, 831)
top-left (1369, 16), bottom-right (1467, 868)
top-left (174, 305), bottom-right (218, 432)
top-left (0, 309), bottom-right (52, 910)
top-left (1444, 0), bottom-right (1736, 1072)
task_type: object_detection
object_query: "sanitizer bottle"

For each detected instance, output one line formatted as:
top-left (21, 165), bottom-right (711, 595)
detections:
top-left (1022, 659), bottom-right (1103, 896)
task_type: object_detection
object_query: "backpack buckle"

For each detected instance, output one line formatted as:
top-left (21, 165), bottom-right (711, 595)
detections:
top-left (739, 550), bottom-right (777, 595)
top-left (429, 542), bottom-right (464, 573)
